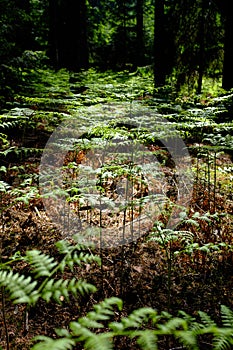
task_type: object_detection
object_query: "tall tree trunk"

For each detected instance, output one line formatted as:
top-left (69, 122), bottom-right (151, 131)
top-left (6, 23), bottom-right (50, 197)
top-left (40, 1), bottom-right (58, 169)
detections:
top-left (222, 11), bottom-right (233, 90)
top-left (136, 0), bottom-right (144, 66)
top-left (197, 0), bottom-right (206, 94)
top-left (213, 0), bottom-right (233, 90)
top-left (48, 0), bottom-right (59, 68)
top-left (154, 0), bottom-right (166, 87)
top-left (48, 0), bottom-right (88, 71)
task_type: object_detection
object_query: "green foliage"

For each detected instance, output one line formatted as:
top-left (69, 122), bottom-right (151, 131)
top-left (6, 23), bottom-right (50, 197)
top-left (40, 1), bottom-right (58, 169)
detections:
top-left (32, 337), bottom-right (75, 350)
top-left (30, 298), bottom-right (233, 350)
top-left (0, 238), bottom-right (100, 306)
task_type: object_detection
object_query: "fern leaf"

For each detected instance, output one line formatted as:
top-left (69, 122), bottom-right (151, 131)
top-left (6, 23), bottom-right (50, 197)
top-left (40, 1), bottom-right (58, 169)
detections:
top-left (221, 305), bottom-right (233, 328)
top-left (136, 330), bottom-right (158, 350)
top-left (69, 321), bottom-right (93, 338)
top-left (0, 270), bottom-right (39, 305)
top-left (79, 317), bottom-right (105, 329)
top-left (32, 336), bottom-right (75, 350)
top-left (175, 330), bottom-right (199, 350)
top-left (41, 278), bottom-right (96, 303)
top-left (55, 240), bottom-right (101, 272)
top-left (213, 332), bottom-right (233, 350)
top-left (25, 250), bottom-right (57, 278)
top-left (84, 334), bottom-right (113, 350)
top-left (198, 311), bottom-right (217, 327)
top-left (121, 307), bottom-right (157, 329)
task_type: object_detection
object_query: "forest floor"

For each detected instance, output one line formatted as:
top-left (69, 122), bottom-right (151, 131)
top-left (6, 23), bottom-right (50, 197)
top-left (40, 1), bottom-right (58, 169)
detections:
top-left (0, 68), bottom-right (233, 349)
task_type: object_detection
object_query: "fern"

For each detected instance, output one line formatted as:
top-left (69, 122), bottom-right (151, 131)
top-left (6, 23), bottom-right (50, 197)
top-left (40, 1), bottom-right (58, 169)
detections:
top-left (221, 305), bottom-right (233, 328)
top-left (25, 250), bottom-right (58, 278)
top-left (0, 270), bottom-right (39, 304)
top-left (55, 238), bottom-right (101, 272)
top-left (136, 330), bottom-right (158, 350)
top-left (212, 305), bottom-right (233, 350)
top-left (0, 239), bottom-right (99, 306)
top-left (112, 307), bottom-right (157, 330)
top-left (0, 180), bottom-right (11, 193)
top-left (41, 278), bottom-right (96, 303)
top-left (198, 310), bottom-right (217, 328)
top-left (32, 336), bottom-right (75, 350)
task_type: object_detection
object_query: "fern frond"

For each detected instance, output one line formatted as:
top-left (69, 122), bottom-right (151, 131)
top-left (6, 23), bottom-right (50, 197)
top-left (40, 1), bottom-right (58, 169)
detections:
top-left (198, 311), bottom-right (217, 327)
top-left (0, 180), bottom-right (11, 193)
top-left (69, 322), bottom-right (114, 350)
top-left (0, 270), bottom-right (39, 305)
top-left (213, 330), bottom-right (233, 350)
top-left (25, 250), bottom-right (57, 278)
top-left (55, 239), bottom-right (80, 255)
top-left (157, 317), bottom-right (187, 333)
top-left (84, 333), bottom-right (113, 350)
top-left (55, 240), bottom-right (101, 272)
top-left (221, 305), bottom-right (233, 328)
top-left (120, 307), bottom-right (157, 329)
top-left (32, 336), bottom-right (75, 350)
top-left (41, 278), bottom-right (97, 303)
top-left (175, 330), bottom-right (199, 350)
top-left (136, 330), bottom-right (158, 350)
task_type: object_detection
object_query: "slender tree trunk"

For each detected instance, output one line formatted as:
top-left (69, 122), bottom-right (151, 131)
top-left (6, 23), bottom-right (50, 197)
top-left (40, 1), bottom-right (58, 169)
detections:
top-left (197, 0), bottom-right (206, 94)
top-left (48, 0), bottom-right (59, 68)
top-left (222, 11), bottom-right (233, 90)
top-left (154, 0), bottom-right (166, 87)
top-left (136, 0), bottom-right (144, 66)
top-left (213, 0), bottom-right (233, 90)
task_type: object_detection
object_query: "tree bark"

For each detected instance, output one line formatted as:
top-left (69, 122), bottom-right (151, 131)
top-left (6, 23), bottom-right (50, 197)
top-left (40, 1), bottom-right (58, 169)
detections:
top-left (136, 0), bottom-right (144, 66)
top-left (212, 0), bottom-right (233, 90)
top-left (222, 11), bottom-right (233, 90)
top-left (48, 0), bottom-right (89, 71)
top-left (154, 0), bottom-right (166, 87)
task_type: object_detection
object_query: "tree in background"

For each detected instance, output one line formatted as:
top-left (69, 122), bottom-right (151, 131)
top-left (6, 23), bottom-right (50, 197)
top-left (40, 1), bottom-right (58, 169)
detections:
top-left (215, 0), bottom-right (233, 90)
top-left (48, 0), bottom-right (89, 71)
top-left (0, 0), bottom-right (232, 97)
top-left (136, 0), bottom-right (145, 66)
top-left (0, 0), bottom-right (34, 104)
top-left (154, 0), bottom-right (166, 87)
top-left (172, 0), bottom-right (223, 93)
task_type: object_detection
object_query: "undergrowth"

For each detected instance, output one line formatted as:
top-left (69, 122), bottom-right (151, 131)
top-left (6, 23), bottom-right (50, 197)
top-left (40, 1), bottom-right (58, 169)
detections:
top-left (0, 67), bottom-right (232, 349)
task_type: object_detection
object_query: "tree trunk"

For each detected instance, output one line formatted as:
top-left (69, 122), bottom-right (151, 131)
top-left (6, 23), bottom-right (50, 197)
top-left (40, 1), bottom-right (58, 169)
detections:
top-left (222, 11), bottom-right (233, 90)
top-left (212, 0), bottom-right (233, 90)
top-left (154, 0), bottom-right (166, 87)
top-left (197, 0), bottom-right (206, 94)
top-left (136, 0), bottom-right (144, 66)
top-left (48, 0), bottom-right (88, 71)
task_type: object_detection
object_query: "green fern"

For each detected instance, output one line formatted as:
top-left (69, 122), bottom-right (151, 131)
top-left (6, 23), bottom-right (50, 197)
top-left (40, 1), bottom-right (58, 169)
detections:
top-left (212, 305), bottom-right (233, 350)
top-left (221, 305), bottom-right (233, 328)
top-left (111, 307), bottom-right (157, 330)
top-left (41, 278), bottom-right (96, 303)
top-left (136, 330), bottom-right (158, 350)
top-left (55, 238), bottom-right (101, 272)
top-left (32, 336), bottom-right (75, 350)
top-left (0, 239), bottom-right (99, 306)
top-left (25, 250), bottom-right (58, 278)
top-left (198, 310), bottom-right (217, 328)
top-left (0, 270), bottom-right (39, 304)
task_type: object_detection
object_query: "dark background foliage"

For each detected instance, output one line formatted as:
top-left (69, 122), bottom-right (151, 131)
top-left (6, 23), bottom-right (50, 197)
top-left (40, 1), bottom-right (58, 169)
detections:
top-left (1, 0), bottom-right (232, 107)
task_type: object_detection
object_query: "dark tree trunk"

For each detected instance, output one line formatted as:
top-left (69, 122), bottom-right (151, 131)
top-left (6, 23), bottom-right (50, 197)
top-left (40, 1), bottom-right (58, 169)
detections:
top-left (222, 11), bottom-right (233, 90)
top-left (213, 0), bottom-right (233, 90)
top-left (154, 0), bottom-right (166, 87)
top-left (197, 0), bottom-right (207, 94)
top-left (136, 0), bottom-right (144, 66)
top-left (48, 0), bottom-right (88, 71)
